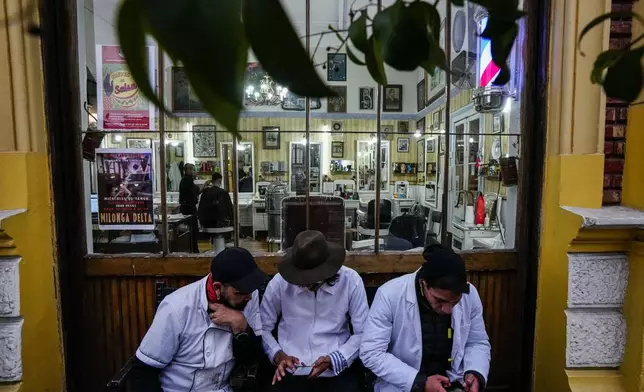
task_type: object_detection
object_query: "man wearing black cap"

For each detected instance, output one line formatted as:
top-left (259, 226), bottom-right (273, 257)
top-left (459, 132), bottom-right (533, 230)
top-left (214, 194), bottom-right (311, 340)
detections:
top-left (129, 248), bottom-right (267, 392)
top-left (260, 230), bottom-right (369, 392)
top-left (360, 245), bottom-right (491, 392)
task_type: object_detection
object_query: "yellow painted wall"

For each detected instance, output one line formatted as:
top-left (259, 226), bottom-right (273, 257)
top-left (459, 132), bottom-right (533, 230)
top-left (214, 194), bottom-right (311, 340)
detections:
top-left (0, 153), bottom-right (65, 392)
top-left (0, 1), bottom-right (65, 391)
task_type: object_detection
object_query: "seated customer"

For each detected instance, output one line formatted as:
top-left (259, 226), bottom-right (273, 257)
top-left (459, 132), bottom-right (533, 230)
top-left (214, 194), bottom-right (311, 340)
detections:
top-left (260, 231), bottom-right (369, 392)
top-left (130, 248), bottom-right (267, 392)
top-left (360, 245), bottom-right (491, 392)
top-left (198, 172), bottom-right (233, 229)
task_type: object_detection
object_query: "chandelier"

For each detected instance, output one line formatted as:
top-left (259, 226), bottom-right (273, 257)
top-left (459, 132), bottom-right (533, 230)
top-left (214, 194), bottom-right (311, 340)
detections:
top-left (245, 75), bottom-right (288, 106)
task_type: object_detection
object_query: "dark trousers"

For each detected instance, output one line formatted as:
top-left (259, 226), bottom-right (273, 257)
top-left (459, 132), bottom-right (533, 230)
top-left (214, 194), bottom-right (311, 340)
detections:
top-left (270, 368), bottom-right (363, 392)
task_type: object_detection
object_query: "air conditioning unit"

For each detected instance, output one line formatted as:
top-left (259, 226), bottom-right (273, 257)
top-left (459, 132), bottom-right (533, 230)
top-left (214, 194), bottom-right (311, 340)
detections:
top-left (450, 2), bottom-right (479, 90)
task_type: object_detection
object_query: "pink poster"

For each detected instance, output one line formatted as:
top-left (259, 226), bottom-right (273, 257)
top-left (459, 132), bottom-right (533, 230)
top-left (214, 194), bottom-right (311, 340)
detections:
top-left (97, 45), bottom-right (156, 131)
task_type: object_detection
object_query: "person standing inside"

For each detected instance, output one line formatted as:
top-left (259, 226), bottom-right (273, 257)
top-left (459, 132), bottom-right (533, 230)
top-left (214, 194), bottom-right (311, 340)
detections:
top-left (360, 245), bottom-right (491, 392)
top-left (179, 163), bottom-right (200, 252)
top-left (260, 230), bottom-right (369, 392)
top-left (198, 172), bottom-right (234, 230)
top-left (129, 248), bottom-right (268, 392)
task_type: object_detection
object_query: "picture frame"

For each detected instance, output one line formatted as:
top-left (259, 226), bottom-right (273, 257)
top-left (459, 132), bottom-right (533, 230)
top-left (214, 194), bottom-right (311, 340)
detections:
top-left (192, 125), bottom-right (217, 157)
top-left (416, 117), bottom-right (426, 133)
top-left (432, 111), bottom-right (441, 131)
top-left (381, 125), bottom-right (394, 140)
top-left (327, 86), bottom-right (347, 113)
top-left (397, 137), bottom-right (410, 153)
top-left (417, 139), bottom-right (425, 172)
top-left (175, 145), bottom-right (184, 157)
top-left (171, 67), bottom-right (205, 112)
top-left (262, 126), bottom-right (281, 150)
top-left (493, 113), bottom-right (504, 134)
top-left (126, 138), bottom-right (151, 149)
top-left (331, 141), bottom-right (344, 158)
top-left (359, 87), bottom-right (375, 110)
top-left (397, 121), bottom-right (409, 133)
top-left (383, 85), bottom-right (403, 112)
top-left (327, 53), bottom-right (347, 82)
top-left (426, 138), bottom-right (436, 153)
top-left (417, 79), bottom-right (426, 112)
top-left (439, 135), bottom-right (446, 155)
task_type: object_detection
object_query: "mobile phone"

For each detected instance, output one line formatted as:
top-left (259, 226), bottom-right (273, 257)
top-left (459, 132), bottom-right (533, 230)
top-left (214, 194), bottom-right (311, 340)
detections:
top-left (291, 366), bottom-right (313, 377)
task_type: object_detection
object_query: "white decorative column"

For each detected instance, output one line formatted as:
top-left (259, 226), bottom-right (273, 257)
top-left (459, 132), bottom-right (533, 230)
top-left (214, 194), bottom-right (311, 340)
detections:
top-left (563, 206), bottom-right (644, 370)
top-left (0, 210), bottom-right (25, 386)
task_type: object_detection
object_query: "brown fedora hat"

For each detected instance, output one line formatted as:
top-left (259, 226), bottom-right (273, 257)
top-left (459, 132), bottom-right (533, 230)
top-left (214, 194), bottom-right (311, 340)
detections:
top-left (279, 230), bottom-right (346, 286)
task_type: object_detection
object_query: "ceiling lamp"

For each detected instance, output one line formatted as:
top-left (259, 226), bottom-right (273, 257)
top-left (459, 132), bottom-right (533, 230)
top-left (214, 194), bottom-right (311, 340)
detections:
top-left (245, 75), bottom-right (288, 106)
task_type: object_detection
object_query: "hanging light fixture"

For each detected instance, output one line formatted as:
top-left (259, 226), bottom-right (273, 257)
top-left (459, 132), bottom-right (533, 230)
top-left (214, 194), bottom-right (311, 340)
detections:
top-left (245, 74), bottom-right (288, 106)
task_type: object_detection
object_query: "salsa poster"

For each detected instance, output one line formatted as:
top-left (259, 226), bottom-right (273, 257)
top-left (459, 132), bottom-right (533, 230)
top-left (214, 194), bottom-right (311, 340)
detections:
top-left (96, 45), bottom-right (156, 130)
top-left (96, 149), bottom-right (154, 230)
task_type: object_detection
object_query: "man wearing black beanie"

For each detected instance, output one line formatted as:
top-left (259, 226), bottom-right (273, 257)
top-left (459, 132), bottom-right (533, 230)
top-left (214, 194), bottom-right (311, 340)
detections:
top-left (360, 244), bottom-right (491, 392)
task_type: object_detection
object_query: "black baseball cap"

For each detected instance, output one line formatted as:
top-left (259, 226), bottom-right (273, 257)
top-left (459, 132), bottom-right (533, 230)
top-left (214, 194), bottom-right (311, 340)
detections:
top-left (210, 248), bottom-right (267, 294)
top-left (418, 244), bottom-right (470, 295)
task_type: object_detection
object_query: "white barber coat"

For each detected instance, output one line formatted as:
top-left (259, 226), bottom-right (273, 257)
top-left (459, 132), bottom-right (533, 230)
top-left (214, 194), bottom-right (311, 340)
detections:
top-left (360, 272), bottom-right (491, 392)
top-left (136, 276), bottom-right (263, 392)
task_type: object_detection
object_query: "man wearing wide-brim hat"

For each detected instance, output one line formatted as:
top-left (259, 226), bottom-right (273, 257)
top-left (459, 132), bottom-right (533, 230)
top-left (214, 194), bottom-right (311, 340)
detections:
top-left (260, 230), bottom-right (369, 392)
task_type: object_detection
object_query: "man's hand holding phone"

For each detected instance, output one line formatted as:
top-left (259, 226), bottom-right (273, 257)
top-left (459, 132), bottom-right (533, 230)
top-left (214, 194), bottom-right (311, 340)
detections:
top-left (425, 375), bottom-right (451, 392)
top-left (272, 351), bottom-right (300, 385)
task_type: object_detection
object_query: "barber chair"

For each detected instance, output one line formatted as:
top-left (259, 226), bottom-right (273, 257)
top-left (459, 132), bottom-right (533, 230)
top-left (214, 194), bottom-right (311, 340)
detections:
top-left (426, 211), bottom-right (442, 245)
top-left (357, 199), bottom-right (392, 239)
top-left (203, 226), bottom-right (234, 255)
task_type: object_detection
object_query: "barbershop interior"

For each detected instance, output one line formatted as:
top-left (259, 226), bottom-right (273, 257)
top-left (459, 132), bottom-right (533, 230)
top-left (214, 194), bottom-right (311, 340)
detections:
top-left (65, 0), bottom-right (541, 390)
top-left (82, 0), bottom-right (522, 257)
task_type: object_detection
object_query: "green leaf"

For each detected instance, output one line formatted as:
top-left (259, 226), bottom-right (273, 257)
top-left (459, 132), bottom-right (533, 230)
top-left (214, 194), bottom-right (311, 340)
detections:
top-left (451, 0), bottom-right (465, 6)
top-left (373, 1), bottom-right (430, 71)
top-left (603, 47), bottom-right (644, 102)
top-left (141, 0), bottom-right (247, 108)
top-left (185, 67), bottom-right (242, 137)
top-left (346, 46), bottom-right (366, 66)
top-left (116, 0), bottom-right (170, 115)
top-left (579, 12), bottom-right (644, 55)
top-left (591, 50), bottom-right (622, 84)
top-left (409, 1), bottom-right (445, 73)
top-left (243, 0), bottom-right (336, 98)
top-left (349, 10), bottom-right (369, 54)
top-left (365, 37), bottom-right (388, 85)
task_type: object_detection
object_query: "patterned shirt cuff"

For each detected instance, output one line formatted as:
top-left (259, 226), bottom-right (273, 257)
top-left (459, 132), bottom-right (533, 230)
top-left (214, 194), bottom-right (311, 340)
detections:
top-left (328, 351), bottom-right (348, 376)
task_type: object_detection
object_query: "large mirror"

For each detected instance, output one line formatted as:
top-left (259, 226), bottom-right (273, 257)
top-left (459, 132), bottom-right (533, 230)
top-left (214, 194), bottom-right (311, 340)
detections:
top-left (289, 141), bottom-right (322, 194)
top-left (356, 140), bottom-right (390, 192)
top-left (220, 141), bottom-right (255, 193)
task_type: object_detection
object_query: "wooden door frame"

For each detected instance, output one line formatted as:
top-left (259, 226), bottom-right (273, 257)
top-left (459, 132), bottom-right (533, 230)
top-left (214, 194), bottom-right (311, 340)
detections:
top-left (39, 0), bottom-right (550, 390)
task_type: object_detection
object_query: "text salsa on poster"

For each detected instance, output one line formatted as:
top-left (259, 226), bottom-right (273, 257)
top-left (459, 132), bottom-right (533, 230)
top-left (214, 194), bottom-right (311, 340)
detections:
top-left (96, 45), bottom-right (156, 130)
top-left (96, 149), bottom-right (155, 230)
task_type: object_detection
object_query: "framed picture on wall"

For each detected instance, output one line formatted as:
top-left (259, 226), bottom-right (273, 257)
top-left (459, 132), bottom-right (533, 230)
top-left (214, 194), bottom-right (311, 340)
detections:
top-left (126, 138), bottom-right (151, 149)
top-left (416, 117), bottom-right (426, 133)
top-left (328, 86), bottom-right (347, 113)
top-left (359, 87), bottom-right (374, 110)
top-left (397, 121), bottom-right (409, 133)
top-left (439, 135), bottom-right (446, 155)
top-left (432, 111), bottom-right (441, 131)
top-left (192, 125), bottom-right (217, 157)
top-left (397, 137), bottom-right (410, 153)
top-left (381, 125), bottom-right (394, 140)
top-left (171, 67), bottom-right (205, 112)
top-left (493, 113), bottom-right (504, 133)
top-left (331, 141), bottom-right (344, 158)
top-left (383, 85), bottom-right (403, 112)
top-left (175, 145), bottom-right (184, 157)
top-left (327, 53), bottom-right (347, 81)
top-left (417, 79), bottom-right (426, 112)
top-left (427, 138), bottom-right (435, 153)
top-left (417, 139), bottom-right (425, 172)
top-left (263, 126), bottom-right (281, 150)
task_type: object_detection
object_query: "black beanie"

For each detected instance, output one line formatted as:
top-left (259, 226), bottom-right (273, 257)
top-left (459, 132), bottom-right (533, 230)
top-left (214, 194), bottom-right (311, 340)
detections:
top-left (418, 244), bottom-right (470, 295)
